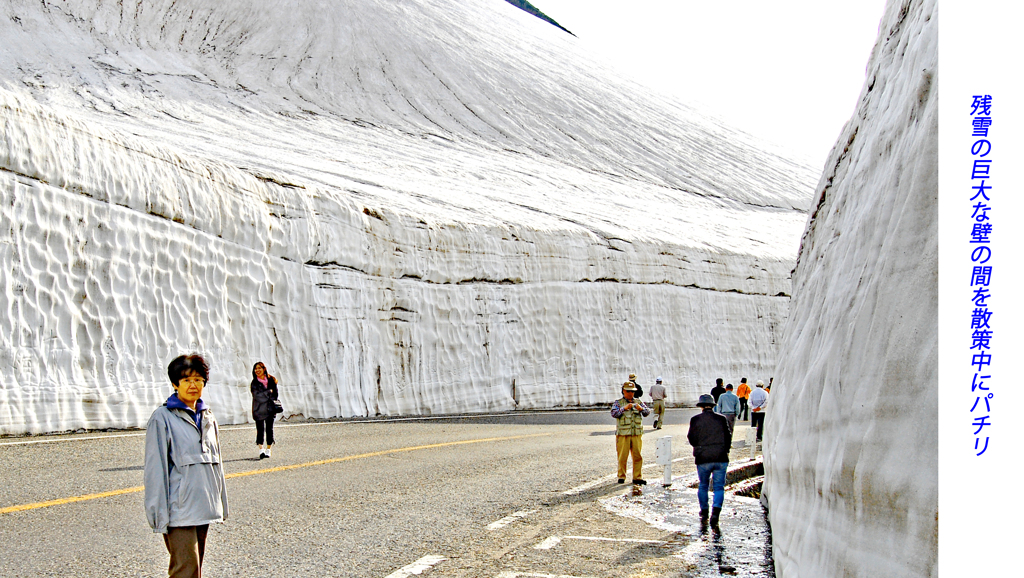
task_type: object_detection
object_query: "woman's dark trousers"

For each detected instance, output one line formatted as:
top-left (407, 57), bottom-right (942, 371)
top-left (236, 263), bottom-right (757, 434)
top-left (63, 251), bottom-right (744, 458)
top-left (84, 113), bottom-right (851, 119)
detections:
top-left (255, 417), bottom-right (275, 445)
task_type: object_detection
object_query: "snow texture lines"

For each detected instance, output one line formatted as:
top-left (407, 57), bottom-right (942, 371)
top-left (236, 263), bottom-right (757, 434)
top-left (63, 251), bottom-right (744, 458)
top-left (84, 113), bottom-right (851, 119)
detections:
top-left (0, 0), bottom-right (816, 434)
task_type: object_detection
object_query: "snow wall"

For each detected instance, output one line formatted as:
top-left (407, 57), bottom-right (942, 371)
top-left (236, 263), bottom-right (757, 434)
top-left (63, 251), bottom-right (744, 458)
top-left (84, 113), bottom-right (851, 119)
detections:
top-left (762, 0), bottom-right (937, 576)
top-left (0, 0), bottom-right (816, 434)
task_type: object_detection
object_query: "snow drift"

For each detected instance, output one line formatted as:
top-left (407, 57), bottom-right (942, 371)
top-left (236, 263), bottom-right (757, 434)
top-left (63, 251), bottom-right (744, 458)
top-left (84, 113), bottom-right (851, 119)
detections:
top-left (762, 0), bottom-right (937, 576)
top-left (0, 0), bottom-right (815, 434)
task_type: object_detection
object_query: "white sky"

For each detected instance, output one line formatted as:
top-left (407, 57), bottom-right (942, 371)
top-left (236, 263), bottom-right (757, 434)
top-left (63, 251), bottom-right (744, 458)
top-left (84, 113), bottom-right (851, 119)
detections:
top-left (536, 0), bottom-right (889, 170)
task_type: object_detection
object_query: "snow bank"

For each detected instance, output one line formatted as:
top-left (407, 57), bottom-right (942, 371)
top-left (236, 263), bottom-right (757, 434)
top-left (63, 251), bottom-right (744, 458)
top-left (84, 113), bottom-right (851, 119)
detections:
top-left (762, 0), bottom-right (937, 576)
top-left (0, 0), bottom-right (814, 434)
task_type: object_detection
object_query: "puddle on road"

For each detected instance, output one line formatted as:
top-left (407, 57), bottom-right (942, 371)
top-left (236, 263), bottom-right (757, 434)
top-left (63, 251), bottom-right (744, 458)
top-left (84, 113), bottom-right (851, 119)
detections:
top-left (601, 474), bottom-right (774, 577)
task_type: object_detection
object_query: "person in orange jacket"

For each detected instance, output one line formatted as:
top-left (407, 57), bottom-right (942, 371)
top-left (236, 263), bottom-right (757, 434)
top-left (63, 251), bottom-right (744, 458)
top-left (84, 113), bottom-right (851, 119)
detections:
top-left (736, 378), bottom-right (752, 421)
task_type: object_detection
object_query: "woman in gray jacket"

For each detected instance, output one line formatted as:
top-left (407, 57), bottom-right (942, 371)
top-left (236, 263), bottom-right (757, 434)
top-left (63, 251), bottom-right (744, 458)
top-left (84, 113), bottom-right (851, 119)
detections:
top-left (144, 354), bottom-right (228, 578)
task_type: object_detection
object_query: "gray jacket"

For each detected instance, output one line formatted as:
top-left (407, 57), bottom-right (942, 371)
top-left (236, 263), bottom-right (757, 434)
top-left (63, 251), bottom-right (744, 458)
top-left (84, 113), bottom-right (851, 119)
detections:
top-left (144, 399), bottom-right (229, 533)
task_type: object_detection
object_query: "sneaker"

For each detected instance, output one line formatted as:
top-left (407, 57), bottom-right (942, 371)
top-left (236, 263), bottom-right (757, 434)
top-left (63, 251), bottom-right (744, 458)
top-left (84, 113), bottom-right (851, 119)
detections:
top-left (633, 479), bottom-right (647, 485)
top-left (617, 478), bottom-right (625, 484)
top-left (266, 446), bottom-right (272, 458)
top-left (259, 450), bottom-right (267, 459)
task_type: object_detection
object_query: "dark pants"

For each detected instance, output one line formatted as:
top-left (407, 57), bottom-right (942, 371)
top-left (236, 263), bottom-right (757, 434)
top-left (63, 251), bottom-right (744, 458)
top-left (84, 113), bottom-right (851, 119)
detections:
top-left (255, 416), bottom-right (275, 445)
top-left (164, 525), bottom-right (208, 578)
top-left (751, 412), bottom-right (765, 441)
top-left (723, 413), bottom-right (736, 440)
top-left (738, 397), bottom-right (749, 420)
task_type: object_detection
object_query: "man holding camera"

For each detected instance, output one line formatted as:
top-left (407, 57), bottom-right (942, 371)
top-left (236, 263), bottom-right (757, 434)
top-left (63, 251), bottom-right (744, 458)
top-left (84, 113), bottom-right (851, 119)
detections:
top-left (611, 381), bottom-right (651, 484)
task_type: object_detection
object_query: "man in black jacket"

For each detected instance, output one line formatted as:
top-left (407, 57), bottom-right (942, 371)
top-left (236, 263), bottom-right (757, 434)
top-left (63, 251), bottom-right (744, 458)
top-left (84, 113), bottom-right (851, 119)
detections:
top-left (710, 378), bottom-right (726, 403)
top-left (687, 394), bottom-right (731, 527)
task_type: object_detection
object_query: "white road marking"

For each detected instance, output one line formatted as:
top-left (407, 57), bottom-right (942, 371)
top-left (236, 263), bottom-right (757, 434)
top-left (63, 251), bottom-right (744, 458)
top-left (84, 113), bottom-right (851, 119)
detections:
top-left (495, 572), bottom-right (599, 578)
top-left (0, 432), bottom-right (146, 446)
top-left (563, 535), bottom-right (665, 545)
top-left (534, 536), bottom-right (563, 549)
top-left (562, 474), bottom-right (617, 495)
top-left (383, 555), bottom-right (446, 578)
top-left (487, 509), bottom-right (537, 530)
top-left (563, 457), bottom-right (691, 495)
top-left (534, 535), bottom-right (665, 550)
top-left (0, 409), bottom-right (608, 446)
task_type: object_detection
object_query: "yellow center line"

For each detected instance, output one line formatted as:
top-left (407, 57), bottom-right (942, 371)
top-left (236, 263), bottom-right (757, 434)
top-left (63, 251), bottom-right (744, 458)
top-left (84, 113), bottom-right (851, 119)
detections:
top-left (0, 486), bottom-right (146, 515)
top-left (0, 431), bottom-right (558, 516)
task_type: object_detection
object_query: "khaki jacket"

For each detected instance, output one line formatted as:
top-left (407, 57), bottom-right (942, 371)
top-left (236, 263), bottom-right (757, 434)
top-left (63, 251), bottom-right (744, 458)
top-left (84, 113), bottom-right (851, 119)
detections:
top-left (611, 396), bottom-right (649, 436)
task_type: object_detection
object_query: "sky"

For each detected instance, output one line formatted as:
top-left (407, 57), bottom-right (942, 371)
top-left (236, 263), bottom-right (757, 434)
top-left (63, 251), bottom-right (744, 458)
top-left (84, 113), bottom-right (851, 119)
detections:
top-left (535, 0), bottom-right (889, 170)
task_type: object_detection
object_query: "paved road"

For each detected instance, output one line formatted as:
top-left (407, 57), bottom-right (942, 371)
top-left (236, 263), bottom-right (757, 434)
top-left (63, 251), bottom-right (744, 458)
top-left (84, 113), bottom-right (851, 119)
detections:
top-left (0, 408), bottom-right (706, 577)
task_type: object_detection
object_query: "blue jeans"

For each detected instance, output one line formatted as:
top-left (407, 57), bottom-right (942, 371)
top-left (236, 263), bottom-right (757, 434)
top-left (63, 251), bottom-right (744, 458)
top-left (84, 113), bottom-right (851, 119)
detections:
top-left (696, 461), bottom-right (728, 511)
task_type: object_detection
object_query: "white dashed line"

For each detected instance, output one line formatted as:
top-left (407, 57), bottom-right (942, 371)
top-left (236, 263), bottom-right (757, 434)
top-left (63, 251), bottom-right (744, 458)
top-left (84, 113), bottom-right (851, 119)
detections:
top-left (563, 456), bottom-right (691, 495)
top-left (487, 509), bottom-right (537, 530)
top-left (562, 474), bottom-right (617, 495)
top-left (383, 555), bottom-right (446, 578)
top-left (0, 432), bottom-right (146, 446)
top-left (534, 536), bottom-right (563, 550)
top-left (0, 410), bottom-right (606, 446)
top-left (495, 572), bottom-right (599, 578)
top-left (563, 535), bottom-right (665, 545)
top-left (533, 535), bottom-right (665, 550)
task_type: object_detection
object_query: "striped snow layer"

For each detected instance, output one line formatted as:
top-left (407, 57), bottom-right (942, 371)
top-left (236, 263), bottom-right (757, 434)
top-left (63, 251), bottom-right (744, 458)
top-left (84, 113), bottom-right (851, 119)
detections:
top-left (763, 0), bottom-right (937, 576)
top-left (0, 0), bottom-right (815, 433)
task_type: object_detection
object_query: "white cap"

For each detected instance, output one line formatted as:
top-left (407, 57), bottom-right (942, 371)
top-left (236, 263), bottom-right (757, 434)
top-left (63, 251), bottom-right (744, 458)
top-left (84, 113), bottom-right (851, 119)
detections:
top-left (656, 376), bottom-right (662, 382)
top-left (756, 380), bottom-right (764, 386)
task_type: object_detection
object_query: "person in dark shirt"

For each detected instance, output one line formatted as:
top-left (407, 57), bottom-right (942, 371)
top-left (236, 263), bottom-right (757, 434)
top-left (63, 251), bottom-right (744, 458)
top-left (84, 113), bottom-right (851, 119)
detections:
top-left (710, 378), bottom-right (726, 403)
top-left (687, 394), bottom-right (731, 527)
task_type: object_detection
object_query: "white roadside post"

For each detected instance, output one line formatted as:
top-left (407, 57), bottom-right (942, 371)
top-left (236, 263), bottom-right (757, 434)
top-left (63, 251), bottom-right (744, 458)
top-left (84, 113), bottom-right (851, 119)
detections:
top-left (655, 435), bottom-right (673, 486)
top-left (746, 426), bottom-right (757, 460)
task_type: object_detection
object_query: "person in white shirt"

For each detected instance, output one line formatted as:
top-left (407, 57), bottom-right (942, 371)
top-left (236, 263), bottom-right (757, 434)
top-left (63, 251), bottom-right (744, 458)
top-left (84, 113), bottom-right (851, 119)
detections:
top-left (748, 380), bottom-right (769, 442)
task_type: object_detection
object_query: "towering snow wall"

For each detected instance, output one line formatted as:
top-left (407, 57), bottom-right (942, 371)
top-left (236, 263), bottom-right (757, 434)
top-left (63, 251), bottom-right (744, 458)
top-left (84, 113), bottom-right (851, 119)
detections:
top-left (0, 0), bottom-right (816, 434)
top-left (762, 0), bottom-right (936, 576)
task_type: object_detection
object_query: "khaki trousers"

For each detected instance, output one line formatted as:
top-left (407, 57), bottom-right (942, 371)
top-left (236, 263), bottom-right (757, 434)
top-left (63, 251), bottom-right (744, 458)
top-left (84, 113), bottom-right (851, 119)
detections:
top-left (163, 525), bottom-right (209, 578)
top-left (652, 399), bottom-right (665, 427)
top-left (615, 434), bottom-right (643, 480)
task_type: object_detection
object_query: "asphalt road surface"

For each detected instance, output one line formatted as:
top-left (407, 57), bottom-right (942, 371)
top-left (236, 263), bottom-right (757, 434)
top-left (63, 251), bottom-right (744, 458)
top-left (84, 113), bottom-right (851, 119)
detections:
top-left (0, 407), bottom-right (706, 578)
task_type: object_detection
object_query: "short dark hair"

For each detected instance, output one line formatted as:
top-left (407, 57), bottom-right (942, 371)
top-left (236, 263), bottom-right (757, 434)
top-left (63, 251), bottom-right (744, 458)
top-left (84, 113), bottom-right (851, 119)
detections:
top-left (716, 378), bottom-right (723, 386)
top-left (726, 384), bottom-right (734, 390)
top-left (741, 377), bottom-right (747, 383)
top-left (168, 354), bottom-right (210, 386)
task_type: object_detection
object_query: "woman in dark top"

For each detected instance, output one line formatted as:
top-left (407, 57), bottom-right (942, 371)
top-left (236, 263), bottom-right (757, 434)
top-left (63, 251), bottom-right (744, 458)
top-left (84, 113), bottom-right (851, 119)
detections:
top-left (250, 361), bottom-right (279, 459)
